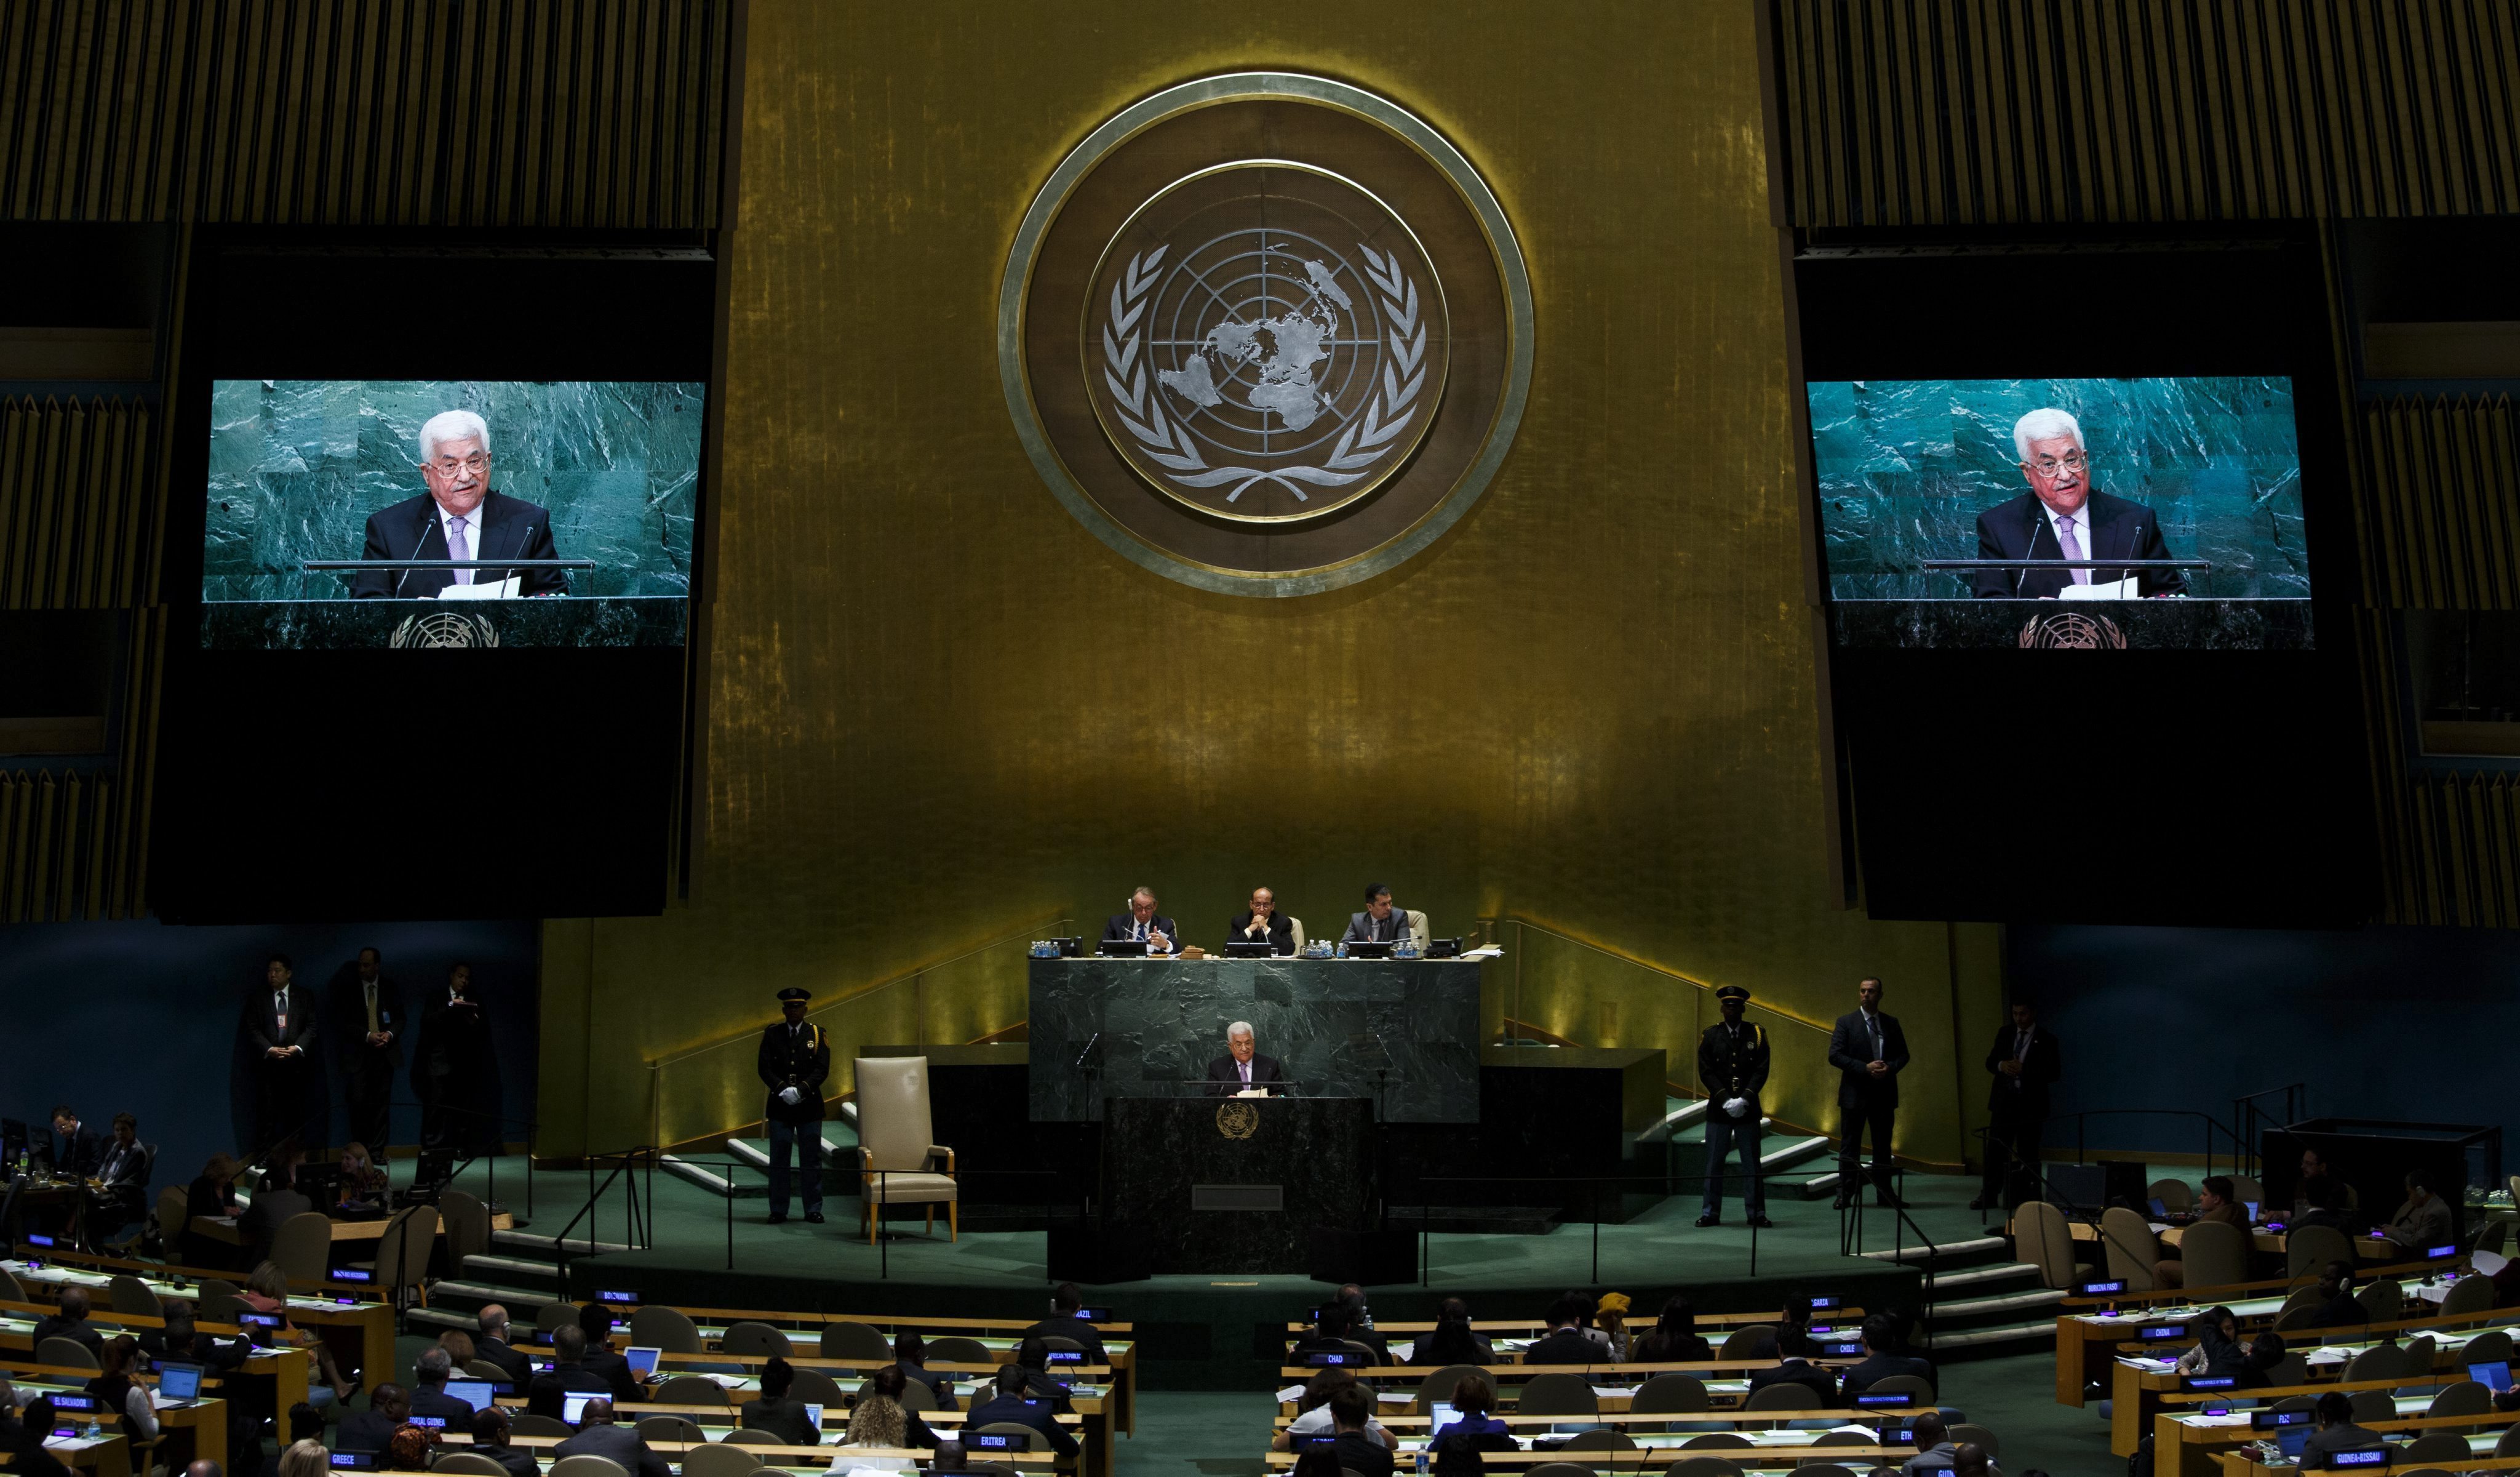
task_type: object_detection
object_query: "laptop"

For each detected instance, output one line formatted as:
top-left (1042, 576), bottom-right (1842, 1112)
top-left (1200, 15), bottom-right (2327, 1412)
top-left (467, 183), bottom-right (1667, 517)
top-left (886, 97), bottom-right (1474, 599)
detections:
top-left (2148, 1197), bottom-right (2170, 1219)
top-left (2245, 1201), bottom-right (2260, 1222)
top-left (802, 1403), bottom-right (823, 1437)
top-left (441, 1380), bottom-right (494, 1414)
top-left (1428, 1401), bottom-right (1459, 1431)
top-left (2276, 1426), bottom-right (2313, 1462)
top-left (562, 1393), bottom-right (601, 1427)
top-left (1096, 938), bottom-right (1149, 957)
top-left (2472, 1361), bottom-right (2514, 1393)
top-left (156, 1363), bottom-right (204, 1406)
top-left (623, 1347), bottom-right (662, 1380)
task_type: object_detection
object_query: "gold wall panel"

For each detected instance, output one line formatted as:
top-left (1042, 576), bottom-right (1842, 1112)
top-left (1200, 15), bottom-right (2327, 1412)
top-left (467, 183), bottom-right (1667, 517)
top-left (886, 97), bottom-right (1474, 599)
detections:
top-left (540, 0), bottom-right (2004, 1163)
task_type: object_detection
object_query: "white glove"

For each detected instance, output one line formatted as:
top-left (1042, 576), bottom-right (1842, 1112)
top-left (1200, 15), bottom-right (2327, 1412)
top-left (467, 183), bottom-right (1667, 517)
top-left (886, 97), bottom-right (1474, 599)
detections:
top-left (1724, 1097), bottom-right (1750, 1119)
top-left (778, 1087), bottom-right (802, 1106)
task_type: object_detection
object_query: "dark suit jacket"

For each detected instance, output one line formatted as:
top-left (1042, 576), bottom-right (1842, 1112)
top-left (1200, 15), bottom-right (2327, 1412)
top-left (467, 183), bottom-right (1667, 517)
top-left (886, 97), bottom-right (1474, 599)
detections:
top-left (46, 1124), bottom-right (104, 1178)
top-left (2300, 1424), bottom-right (2387, 1466)
top-left (351, 489), bottom-right (567, 599)
top-left (237, 1186), bottom-right (315, 1262)
top-left (1747, 1358), bottom-right (1842, 1407)
top-left (524, 1364), bottom-right (613, 1419)
top-left (1699, 1020), bottom-right (1772, 1112)
top-left (757, 1020), bottom-right (831, 1126)
top-left (1520, 1329), bottom-right (1600, 1365)
top-left (410, 992), bottom-right (497, 1103)
top-left (1972, 488), bottom-right (2187, 599)
top-left (240, 987), bottom-right (321, 1062)
top-left (328, 971), bottom-right (409, 1073)
top-left (1227, 911), bottom-right (1297, 955)
top-left (409, 1383), bottom-right (479, 1435)
top-left (737, 1396), bottom-right (818, 1446)
top-left (470, 1445), bottom-right (538, 1477)
top-left (30, 1315), bottom-right (103, 1353)
top-left (552, 1423), bottom-right (671, 1477)
top-left (1342, 910), bottom-right (1410, 944)
top-left (1983, 1023), bottom-right (2062, 1116)
top-left (579, 1348), bottom-right (642, 1403)
top-left (1100, 913), bottom-right (1180, 951)
top-left (1838, 1351), bottom-right (1936, 1398)
top-left (1326, 1430), bottom-right (1397, 1476)
top-left (965, 1392), bottom-right (1077, 1457)
top-left (1827, 1009), bottom-right (1911, 1107)
top-left (1205, 1053), bottom-right (1286, 1096)
top-left (334, 1408), bottom-right (397, 1454)
top-left (1019, 1316), bottom-right (1108, 1364)
top-left (476, 1335), bottom-right (534, 1386)
top-left (894, 1360), bottom-right (956, 1410)
top-left (92, 1140), bottom-right (148, 1191)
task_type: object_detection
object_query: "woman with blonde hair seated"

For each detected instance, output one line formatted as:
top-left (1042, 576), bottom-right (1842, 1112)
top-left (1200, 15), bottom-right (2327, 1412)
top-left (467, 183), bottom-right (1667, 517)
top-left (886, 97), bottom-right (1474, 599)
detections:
top-left (276, 1439), bottom-right (332, 1477)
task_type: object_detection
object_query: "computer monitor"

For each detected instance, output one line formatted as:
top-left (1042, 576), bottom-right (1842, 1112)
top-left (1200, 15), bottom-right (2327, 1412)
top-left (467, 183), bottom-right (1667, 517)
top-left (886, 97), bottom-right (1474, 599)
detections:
top-left (2472, 1361), bottom-right (2514, 1393)
top-left (441, 1380), bottom-right (493, 1413)
top-left (1346, 940), bottom-right (1394, 958)
top-left (2276, 1426), bottom-right (2313, 1462)
top-left (623, 1347), bottom-right (661, 1380)
top-left (156, 1363), bottom-right (204, 1403)
top-left (1223, 940), bottom-right (1275, 957)
top-left (1096, 938), bottom-right (1149, 957)
top-left (562, 1393), bottom-right (600, 1427)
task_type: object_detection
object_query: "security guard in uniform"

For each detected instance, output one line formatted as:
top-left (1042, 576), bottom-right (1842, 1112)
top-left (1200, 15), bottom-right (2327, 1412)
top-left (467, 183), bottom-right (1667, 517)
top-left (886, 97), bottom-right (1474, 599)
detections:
top-left (757, 987), bottom-right (831, 1225)
top-left (1696, 984), bottom-right (1774, 1228)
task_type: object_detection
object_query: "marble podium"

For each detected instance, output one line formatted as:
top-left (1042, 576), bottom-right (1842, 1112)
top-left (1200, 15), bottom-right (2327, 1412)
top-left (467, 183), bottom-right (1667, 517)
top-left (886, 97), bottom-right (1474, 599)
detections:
top-left (1027, 956), bottom-right (1481, 1124)
top-left (1102, 1094), bottom-right (1378, 1274)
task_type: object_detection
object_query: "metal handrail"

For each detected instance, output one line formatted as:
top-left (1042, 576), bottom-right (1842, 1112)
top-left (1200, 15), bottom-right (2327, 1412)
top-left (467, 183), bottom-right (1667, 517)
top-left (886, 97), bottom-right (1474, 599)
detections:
top-left (2233, 1083), bottom-right (2308, 1177)
top-left (552, 1147), bottom-right (658, 1287)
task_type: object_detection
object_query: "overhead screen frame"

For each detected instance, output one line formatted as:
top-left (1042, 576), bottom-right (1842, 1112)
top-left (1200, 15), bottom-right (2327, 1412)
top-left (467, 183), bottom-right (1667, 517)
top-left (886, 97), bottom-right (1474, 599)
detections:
top-left (150, 228), bottom-right (723, 924)
top-left (1785, 225), bottom-right (2377, 928)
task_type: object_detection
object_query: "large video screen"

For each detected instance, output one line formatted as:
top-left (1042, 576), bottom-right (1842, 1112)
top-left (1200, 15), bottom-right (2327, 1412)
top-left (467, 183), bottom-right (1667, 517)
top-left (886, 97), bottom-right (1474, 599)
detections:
top-left (201, 380), bottom-right (702, 648)
top-left (1808, 377), bottom-right (2310, 649)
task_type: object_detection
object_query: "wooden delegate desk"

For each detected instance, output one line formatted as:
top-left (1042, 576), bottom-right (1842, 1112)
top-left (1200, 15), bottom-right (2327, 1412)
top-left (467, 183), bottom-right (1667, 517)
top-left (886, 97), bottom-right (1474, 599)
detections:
top-left (648, 1353), bottom-right (1117, 1476)
top-left (2, 1361), bottom-right (231, 1474)
top-left (2158, 1401), bottom-right (2519, 1477)
top-left (506, 1433), bottom-right (1060, 1468)
top-left (188, 1204), bottom-right (512, 1248)
top-left (2110, 1345), bottom-right (2514, 1458)
top-left (1274, 1356), bottom-right (1864, 1414)
top-left (0, 1432), bottom-right (131, 1477)
top-left (2214, 1451), bottom-right (2520, 1477)
top-left (1261, 1442), bottom-right (1913, 1470)
top-left (1277, 1305), bottom-right (1872, 1345)
top-left (4, 1253), bottom-right (397, 1393)
top-left (2055, 1275), bottom-right (2474, 1407)
top-left (634, 1303), bottom-right (1138, 1440)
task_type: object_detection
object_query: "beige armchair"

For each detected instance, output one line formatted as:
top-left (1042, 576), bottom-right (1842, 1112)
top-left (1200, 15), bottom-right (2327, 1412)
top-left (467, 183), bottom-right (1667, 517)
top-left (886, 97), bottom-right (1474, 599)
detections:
top-left (855, 1055), bottom-right (958, 1243)
top-left (1406, 909), bottom-right (1429, 945)
top-left (1287, 916), bottom-right (1307, 951)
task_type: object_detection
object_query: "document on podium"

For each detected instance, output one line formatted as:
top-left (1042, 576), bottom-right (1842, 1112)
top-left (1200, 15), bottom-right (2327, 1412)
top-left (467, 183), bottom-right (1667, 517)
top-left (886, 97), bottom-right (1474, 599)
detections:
top-left (2057, 577), bottom-right (2137, 601)
top-left (430, 576), bottom-right (521, 600)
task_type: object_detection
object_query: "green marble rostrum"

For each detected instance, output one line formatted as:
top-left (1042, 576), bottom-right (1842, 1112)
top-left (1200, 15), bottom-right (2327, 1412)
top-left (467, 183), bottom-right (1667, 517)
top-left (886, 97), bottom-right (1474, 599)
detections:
top-left (204, 380), bottom-right (705, 601)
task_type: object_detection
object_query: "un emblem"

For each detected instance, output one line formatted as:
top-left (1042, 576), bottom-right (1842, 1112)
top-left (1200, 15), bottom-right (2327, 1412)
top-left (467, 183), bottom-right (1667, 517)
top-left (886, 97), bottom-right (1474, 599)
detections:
top-left (1216, 1100), bottom-right (1261, 1140)
top-left (2017, 613), bottom-right (2128, 650)
top-left (1002, 73), bottom-right (1531, 596)
top-left (389, 612), bottom-right (499, 649)
top-left (1089, 164), bottom-right (1446, 523)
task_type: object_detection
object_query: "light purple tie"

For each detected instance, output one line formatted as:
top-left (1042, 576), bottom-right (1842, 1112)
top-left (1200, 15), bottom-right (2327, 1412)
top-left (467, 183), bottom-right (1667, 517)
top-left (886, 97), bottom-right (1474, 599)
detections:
top-left (447, 515), bottom-right (472, 585)
top-left (2056, 516), bottom-right (2089, 584)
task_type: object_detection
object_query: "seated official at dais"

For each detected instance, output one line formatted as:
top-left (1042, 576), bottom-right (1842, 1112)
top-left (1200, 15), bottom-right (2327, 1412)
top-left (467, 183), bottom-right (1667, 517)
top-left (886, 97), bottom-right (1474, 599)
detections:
top-left (1101, 886), bottom-right (1178, 953)
top-left (1227, 886), bottom-right (1297, 955)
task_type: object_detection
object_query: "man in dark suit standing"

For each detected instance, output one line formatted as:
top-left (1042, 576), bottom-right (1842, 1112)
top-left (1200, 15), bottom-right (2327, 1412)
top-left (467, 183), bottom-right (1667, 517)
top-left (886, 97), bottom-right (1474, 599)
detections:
top-left (351, 410), bottom-right (568, 599)
top-left (241, 954), bottom-right (319, 1154)
top-left (1101, 887), bottom-right (1178, 953)
top-left (1205, 1022), bottom-right (1285, 1096)
top-left (412, 963), bottom-right (498, 1155)
top-left (329, 947), bottom-right (406, 1158)
top-left (1974, 999), bottom-right (2060, 1212)
top-left (756, 987), bottom-right (829, 1225)
top-left (1227, 886), bottom-right (1297, 954)
top-left (1828, 975), bottom-right (1910, 1209)
top-left (44, 1106), bottom-right (104, 1179)
top-left (1971, 407), bottom-right (2187, 599)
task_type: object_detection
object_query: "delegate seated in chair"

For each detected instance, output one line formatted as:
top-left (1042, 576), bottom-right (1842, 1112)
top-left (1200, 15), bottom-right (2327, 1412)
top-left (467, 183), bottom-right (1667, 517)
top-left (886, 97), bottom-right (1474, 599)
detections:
top-left (1746, 1329), bottom-right (1843, 1407)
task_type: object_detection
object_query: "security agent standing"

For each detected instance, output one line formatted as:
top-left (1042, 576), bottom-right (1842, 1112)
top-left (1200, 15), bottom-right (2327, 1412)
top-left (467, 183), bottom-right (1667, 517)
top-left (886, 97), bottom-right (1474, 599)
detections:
top-left (757, 987), bottom-right (830, 1225)
top-left (329, 947), bottom-right (407, 1157)
top-left (1696, 985), bottom-right (1773, 1228)
top-left (1827, 975), bottom-right (1910, 1209)
top-left (1974, 999), bottom-right (2059, 1212)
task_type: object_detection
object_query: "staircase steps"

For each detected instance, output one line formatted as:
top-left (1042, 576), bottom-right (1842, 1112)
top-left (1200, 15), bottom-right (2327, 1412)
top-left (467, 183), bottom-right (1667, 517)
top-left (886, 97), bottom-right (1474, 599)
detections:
top-left (1853, 1231), bottom-right (2058, 1358)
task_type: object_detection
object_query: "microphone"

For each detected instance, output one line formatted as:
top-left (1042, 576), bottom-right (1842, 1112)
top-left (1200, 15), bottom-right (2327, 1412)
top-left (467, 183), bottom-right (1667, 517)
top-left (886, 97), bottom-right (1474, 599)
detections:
top-left (393, 511), bottom-right (436, 596)
top-left (2016, 502), bottom-right (2043, 595)
top-left (1072, 1032), bottom-right (1101, 1071)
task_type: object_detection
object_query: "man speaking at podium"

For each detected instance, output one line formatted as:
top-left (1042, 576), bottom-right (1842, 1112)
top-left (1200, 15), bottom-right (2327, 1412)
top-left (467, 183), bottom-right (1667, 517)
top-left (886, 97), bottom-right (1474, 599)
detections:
top-left (353, 409), bottom-right (568, 599)
top-left (1206, 1022), bottom-right (1285, 1096)
top-left (1971, 407), bottom-right (2187, 600)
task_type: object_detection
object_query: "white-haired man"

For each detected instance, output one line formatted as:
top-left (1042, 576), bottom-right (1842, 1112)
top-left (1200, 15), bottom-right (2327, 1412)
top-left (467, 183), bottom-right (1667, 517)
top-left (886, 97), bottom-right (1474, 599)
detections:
top-left (1971, 407), bottom-right (2187, 599)
top-left (1205, 1020), bottom-right (1285, 1096)
top-left (353, 409), bottom-right (568, 598)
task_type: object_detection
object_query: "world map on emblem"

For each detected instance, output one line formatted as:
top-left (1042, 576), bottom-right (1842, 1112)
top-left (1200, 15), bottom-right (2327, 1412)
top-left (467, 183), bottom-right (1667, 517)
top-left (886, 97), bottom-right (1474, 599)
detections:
top-left (1086, 162), bottom-right (1450, 524)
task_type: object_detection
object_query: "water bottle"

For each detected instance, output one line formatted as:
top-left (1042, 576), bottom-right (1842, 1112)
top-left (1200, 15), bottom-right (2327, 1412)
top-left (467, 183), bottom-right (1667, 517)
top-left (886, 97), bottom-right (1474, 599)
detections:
top-left (1335, 940), bottom-right (1347, 958)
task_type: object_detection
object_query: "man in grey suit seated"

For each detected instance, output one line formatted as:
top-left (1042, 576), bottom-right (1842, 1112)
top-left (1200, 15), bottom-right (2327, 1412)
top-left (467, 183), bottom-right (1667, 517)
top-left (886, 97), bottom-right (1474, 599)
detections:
top-left (1341, 883), bottom-right (1411, 945)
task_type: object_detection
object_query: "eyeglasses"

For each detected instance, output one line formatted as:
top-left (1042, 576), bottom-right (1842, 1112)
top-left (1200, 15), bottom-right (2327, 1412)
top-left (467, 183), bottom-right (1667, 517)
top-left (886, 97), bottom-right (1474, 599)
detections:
top-left (428, 454), bottom-right (488, 476)
top-left (2026, 450), bottom-right (2088, 476)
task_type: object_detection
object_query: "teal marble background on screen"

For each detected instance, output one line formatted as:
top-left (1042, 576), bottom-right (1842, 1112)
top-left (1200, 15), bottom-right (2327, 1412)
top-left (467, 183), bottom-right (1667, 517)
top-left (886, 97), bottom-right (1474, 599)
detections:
top-left (1808, 377), bottom-right (2307, 600)
top-left (204, 380), bottom-right (705, 601)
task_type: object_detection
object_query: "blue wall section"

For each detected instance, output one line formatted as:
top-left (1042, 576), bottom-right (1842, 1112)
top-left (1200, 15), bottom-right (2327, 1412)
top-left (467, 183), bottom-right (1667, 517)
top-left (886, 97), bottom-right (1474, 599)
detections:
top-left (2016, 923), bottom-right (2520, 1167)
top-left (0, 918), bottom-right (538, 1199)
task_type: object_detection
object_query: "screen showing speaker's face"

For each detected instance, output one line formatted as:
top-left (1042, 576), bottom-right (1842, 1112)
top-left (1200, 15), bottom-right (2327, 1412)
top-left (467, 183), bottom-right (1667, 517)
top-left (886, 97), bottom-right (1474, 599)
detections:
top-left (1806, 377), bottom-right (2309, 649)
top-left (201, 380), bottom-right (702, 648)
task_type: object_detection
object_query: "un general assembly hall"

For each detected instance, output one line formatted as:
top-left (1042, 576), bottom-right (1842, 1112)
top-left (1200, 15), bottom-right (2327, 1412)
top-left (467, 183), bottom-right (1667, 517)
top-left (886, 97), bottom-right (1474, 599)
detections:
top-left (5, 3), bottom-right (2520, 1476)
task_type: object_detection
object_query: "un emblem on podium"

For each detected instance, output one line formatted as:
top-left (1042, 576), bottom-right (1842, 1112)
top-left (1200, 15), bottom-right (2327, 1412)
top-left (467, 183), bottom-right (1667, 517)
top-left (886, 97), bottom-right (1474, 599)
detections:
top-left (1215, 1100), bottom-right (1261, 1140)
top-left (1002, 73), bottom-right (1531, 596)
top-left (389, 612), bottom-right (499, 649)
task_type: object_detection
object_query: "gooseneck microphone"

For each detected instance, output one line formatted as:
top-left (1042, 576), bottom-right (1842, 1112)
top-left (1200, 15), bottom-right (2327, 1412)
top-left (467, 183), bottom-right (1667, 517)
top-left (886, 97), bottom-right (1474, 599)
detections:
top-left (393, 511), bottom-right (435, 596)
